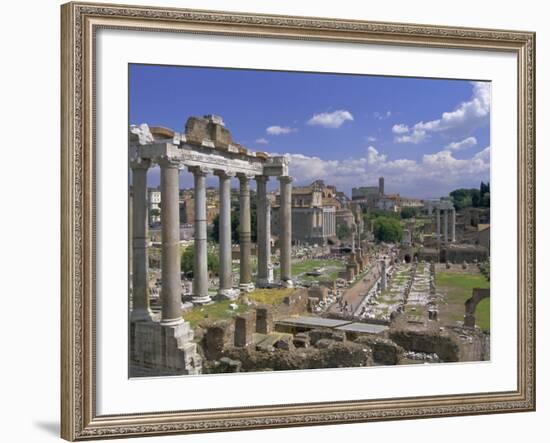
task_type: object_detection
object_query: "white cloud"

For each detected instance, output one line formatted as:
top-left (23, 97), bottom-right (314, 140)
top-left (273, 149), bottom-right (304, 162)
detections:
top-left (395, 128), bottom-right (428, 144)
top-left (307, 110), bottom-right (354, 128)
top-left (444, 136), bottom-right (477, 151)
top-left (366, 135), bottom-right (377, 142)
top-left (367, 146), bottom-right (387, 164)
top-left (374, 111), bottom-right (392, 120)
top-left (393, 82), bottom-right (490, 144)
top-left (255, 137), bottom-right (269, 145)
top-left (266, 125), bottom-right (297, 135)
top-left (392, 124), bottom-right (409, 134)
top-left (282, 144), bottom-right (490, 198)
top-left (473, 146), bottom-right (490, 161)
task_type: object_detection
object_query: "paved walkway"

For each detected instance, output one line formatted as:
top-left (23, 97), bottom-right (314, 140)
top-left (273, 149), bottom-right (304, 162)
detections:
top-left (327, 263), bottom-right (381, 317)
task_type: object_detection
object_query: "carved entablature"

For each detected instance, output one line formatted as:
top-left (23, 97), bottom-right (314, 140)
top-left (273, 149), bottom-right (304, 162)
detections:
top-left (129, 116), bottom-right (289, 177)
top-left (263, 156), bottom-right (289, 177)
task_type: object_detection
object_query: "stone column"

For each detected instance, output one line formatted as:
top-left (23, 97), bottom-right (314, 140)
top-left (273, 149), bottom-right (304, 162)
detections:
top-left (130, 158), bottom-right (152, 322)
top-left (190, 166), bottom-right (212, 304)
top-left (380, 259), bottom-right (387, 291)
top-left (238, 174), bottom-right (254, 292)
top-left (436, 208), bottom-right (441, 247)
top-left (443, 209), bottom-right (449, 243)
top-left (278, 176), bottom-right (293, 287)
top-left (256, 175), bottom-right (271, 287)
top-left (215, 170), bottom-right (236, 299)
top-left (159, 159), bottom-right (183, 326)
top-left (451, 207), bottom-right (456, 242)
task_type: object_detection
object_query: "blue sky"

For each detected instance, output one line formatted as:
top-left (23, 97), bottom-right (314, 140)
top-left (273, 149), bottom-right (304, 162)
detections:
top-left (130, 64), bottom-right (490, 199)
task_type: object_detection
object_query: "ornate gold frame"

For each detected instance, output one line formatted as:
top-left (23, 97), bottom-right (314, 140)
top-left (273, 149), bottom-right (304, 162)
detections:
top-left (61, 1), bottom-right (536, 440)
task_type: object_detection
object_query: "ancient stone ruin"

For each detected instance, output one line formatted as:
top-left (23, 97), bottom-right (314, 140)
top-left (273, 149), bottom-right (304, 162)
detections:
top-left (129, 115), bottom-right (293, 375)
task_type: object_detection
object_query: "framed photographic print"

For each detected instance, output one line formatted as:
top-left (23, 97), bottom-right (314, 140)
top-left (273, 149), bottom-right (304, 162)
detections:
top-left (61, 1), bottom-right (536, 440)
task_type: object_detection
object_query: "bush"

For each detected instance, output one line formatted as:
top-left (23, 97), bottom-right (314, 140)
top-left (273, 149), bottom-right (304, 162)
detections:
top-left (181, 246), bottom-right (219, 275)
top-left (373, 217), bottom-right (403, 243)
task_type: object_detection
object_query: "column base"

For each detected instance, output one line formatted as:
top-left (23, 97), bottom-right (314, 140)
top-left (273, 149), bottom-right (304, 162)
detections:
top-left (191, 294), bottom-right (213, 305)
top-left (239, 282), bottom-right (255, 293)
top-left (130, 308), bottom-right (153, 323)
top-left (130, 319), bottom-right (202, 376)
top-left (255, 277), bottom-right (273, 288)
top-left (280, 279), bottom-right (294, 288)
top-left (217, 288), bottom-right (240, 300)
top-left (160, 316), bottom-right (184, 327)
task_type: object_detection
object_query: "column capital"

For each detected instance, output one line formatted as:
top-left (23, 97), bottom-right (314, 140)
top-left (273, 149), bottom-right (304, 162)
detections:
top-left (237, 172), bottom-right (255, 183)
top-left (188, 165), bottom-right (212, 177)
top-left (255, 175), bottom-right (269, 184)
top-left (214, 170), bottom-right (236, 179)
top-left (157, 156), bottom-right (180, 169)
top-left (130, 157), bottom-right (151, 170)
top-left (278, 175), bottom-right (294, 184)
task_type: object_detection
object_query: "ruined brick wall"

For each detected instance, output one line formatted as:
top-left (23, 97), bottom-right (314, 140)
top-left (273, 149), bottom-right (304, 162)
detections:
top-left (202, 320), bottom-right (234, 360)
top-left (389, 328), bottom-right (460, 362)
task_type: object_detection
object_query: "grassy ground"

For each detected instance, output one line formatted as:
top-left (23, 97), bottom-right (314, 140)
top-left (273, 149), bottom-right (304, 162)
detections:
top-left (183, 299), bottom-right (249, 328)
top-left (274, 258), bottom-right (345, 283)
top-left (436, 271), bottom-right (490, 331)
top-left (247, 288), bottom-right (295, 305)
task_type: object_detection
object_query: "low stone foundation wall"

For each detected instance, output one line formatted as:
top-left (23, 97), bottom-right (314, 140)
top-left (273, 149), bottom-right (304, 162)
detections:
top-left (389, 328), bottom-right (460, 362)
top-left (354, 336), bottom-right (404, 365)
top-left (212, 340), bottom-right (372, 373)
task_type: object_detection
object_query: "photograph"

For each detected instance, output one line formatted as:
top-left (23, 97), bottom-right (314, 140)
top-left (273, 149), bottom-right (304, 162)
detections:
top-left (128, 65), bottom-right (492, 377)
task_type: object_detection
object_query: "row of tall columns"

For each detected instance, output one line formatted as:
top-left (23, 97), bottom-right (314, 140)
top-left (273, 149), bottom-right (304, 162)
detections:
top-left (131, 159), bottom-right (294, 324)
top-left (435, 207), bottom-right (456, 246)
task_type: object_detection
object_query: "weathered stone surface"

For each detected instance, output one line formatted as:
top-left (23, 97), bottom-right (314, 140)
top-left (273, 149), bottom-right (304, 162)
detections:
top-left (130, 320), bottom-right (201, 376)
top-left (255, 306), bottom-right (273, 334)
top-left (234, 312), bottom-right (255, 347)
top-left (204, 356), bottom-right (242, 373)
top-left (219, 341), bottom-right (371, 372)
top-left (273, 336), bottom-right (294, 351)
top-left (293, 332), bottom-right (310, 348)
top-left (307, 328), bottom-right (346, 346)
top-left (355, 336), bottom-right (403, 365)
top-left (314, 338), bottom-right (335, 349)
top-left (308, 285), bottom-right (329, 301)
top-left (185, 115), bottom-right (232, 148)
top-left (202, 320), bottom-right (233, 360)
top-left (389, 328), bottom-right (460, 362)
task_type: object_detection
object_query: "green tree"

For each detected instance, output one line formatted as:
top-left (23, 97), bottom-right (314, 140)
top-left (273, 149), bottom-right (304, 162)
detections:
top-left (400, 207), bottom-right (417, 219)
top-left (181, 246), bottom-right (219, 276)
top-left (336, 223), bottom-right (352, 240)
top-left (449, 184), bottom-right (490, 210)
top-left (479, 181), bottom-right (490, 208)
top-left (364, 209), bottom-right (399, 220)
top-left (373, 217), bottom-right (403, 243)
top-left (210, 195), bottom-right (257, 243)
top-left (471, 189), bottom-right (481, 207)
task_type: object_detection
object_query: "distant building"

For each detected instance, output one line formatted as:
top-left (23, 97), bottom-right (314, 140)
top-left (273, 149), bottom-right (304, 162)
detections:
top-left (351, 176), bottom-right (385, 211)
top-left (376, 195), bottom-right (400, 212)
top-left (351, 185), bottom-right (379, 200)
top-left (272, 180), bottom-right (336, 245)
top-left (179, 192), bottom-right (194, 225)
top-left (147, 187), bottom-right (161, 224)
